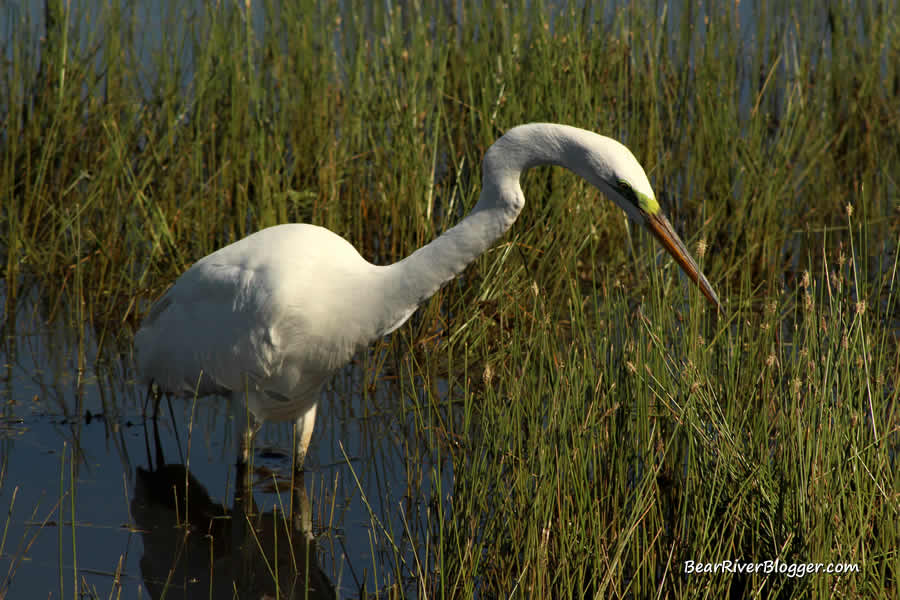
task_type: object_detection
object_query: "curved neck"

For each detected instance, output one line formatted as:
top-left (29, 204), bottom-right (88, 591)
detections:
top-left (373, 124), bottom-right (611, 336)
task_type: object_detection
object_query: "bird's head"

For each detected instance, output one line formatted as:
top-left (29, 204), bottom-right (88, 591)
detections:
top-left (586, 136), bottom-right (723, 313)
top-left (485, 123), bottom-right (723, 313)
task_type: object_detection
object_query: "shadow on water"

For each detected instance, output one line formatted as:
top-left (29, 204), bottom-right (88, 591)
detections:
top-left (0, 285), bottom-right (454, 598)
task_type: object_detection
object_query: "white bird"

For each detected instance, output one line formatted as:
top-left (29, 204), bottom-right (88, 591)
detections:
top-left (135, 123), bottom-right (722, 470)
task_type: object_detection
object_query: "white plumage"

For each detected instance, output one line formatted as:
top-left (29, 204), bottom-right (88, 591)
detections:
top-left (135, 123), bottom-right (721, 468)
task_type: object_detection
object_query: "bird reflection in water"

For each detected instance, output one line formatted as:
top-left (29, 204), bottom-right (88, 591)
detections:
top-left (131, 420), bottom-right (335, 599)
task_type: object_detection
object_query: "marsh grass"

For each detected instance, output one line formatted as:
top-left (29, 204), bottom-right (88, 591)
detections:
top-left (1, 0), bottom-right (898, 597)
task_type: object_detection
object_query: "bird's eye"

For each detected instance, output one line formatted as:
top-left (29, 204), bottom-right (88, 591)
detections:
top-left (616, 179), bottom-right (638, 206)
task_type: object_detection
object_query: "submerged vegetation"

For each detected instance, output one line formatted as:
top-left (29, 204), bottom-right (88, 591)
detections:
top-left (1, 0), bottom-right (898, 597)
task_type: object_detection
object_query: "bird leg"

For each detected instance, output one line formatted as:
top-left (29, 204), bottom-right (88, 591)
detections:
top-left (292, 403), bottom-right (318, 473)
top-left (236, 406), bottom-right (261, 466)
top-left (142, 383), bottom-right (160, 419)
top-left (234, 406), bottom-right (261, 518)
top-left (290, 470), bottom-right (315, 544)
top-left (142, 383), bottom-right (185, 461)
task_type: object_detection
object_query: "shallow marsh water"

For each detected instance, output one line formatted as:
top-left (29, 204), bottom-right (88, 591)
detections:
top-left (1, 291), bottom-right (451, 597)
top-left (2, 0), bottom-right (898, 596)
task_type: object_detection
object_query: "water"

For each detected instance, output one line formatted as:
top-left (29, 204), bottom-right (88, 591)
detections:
top-left (2, 0), bottom-right (895, 596)
top-left (0, 288), bottom-right (452, 597)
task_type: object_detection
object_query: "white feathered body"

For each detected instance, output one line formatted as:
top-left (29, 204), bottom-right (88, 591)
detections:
top-left (135, 223), bottom-right (391, 422)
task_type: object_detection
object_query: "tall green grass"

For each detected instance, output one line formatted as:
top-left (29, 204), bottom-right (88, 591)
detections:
top-left (1, 0), bottom-right (897, 597)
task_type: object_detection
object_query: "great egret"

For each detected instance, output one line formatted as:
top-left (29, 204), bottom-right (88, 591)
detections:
top-left (135, 123), bottom-right (722, 469)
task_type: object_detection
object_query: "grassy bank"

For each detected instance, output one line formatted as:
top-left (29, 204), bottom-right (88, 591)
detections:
top-left (1, 0), bottom-right (898, 597)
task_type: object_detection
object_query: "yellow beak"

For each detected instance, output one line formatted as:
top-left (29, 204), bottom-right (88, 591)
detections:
top-left (643, 211), bottom-right (723, 314)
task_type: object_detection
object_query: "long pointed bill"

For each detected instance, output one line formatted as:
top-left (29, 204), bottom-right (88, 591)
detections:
top-left (643, 211), bottom-right (723, 313)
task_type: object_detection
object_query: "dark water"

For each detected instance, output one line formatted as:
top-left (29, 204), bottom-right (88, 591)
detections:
top-left (1, 289), bottom-right (451, 597)
top-left (2, 1), bottom-right (895, 596)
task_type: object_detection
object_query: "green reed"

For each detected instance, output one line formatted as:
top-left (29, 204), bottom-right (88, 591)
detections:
top-left (1, 0), bottom-right (897, 597)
